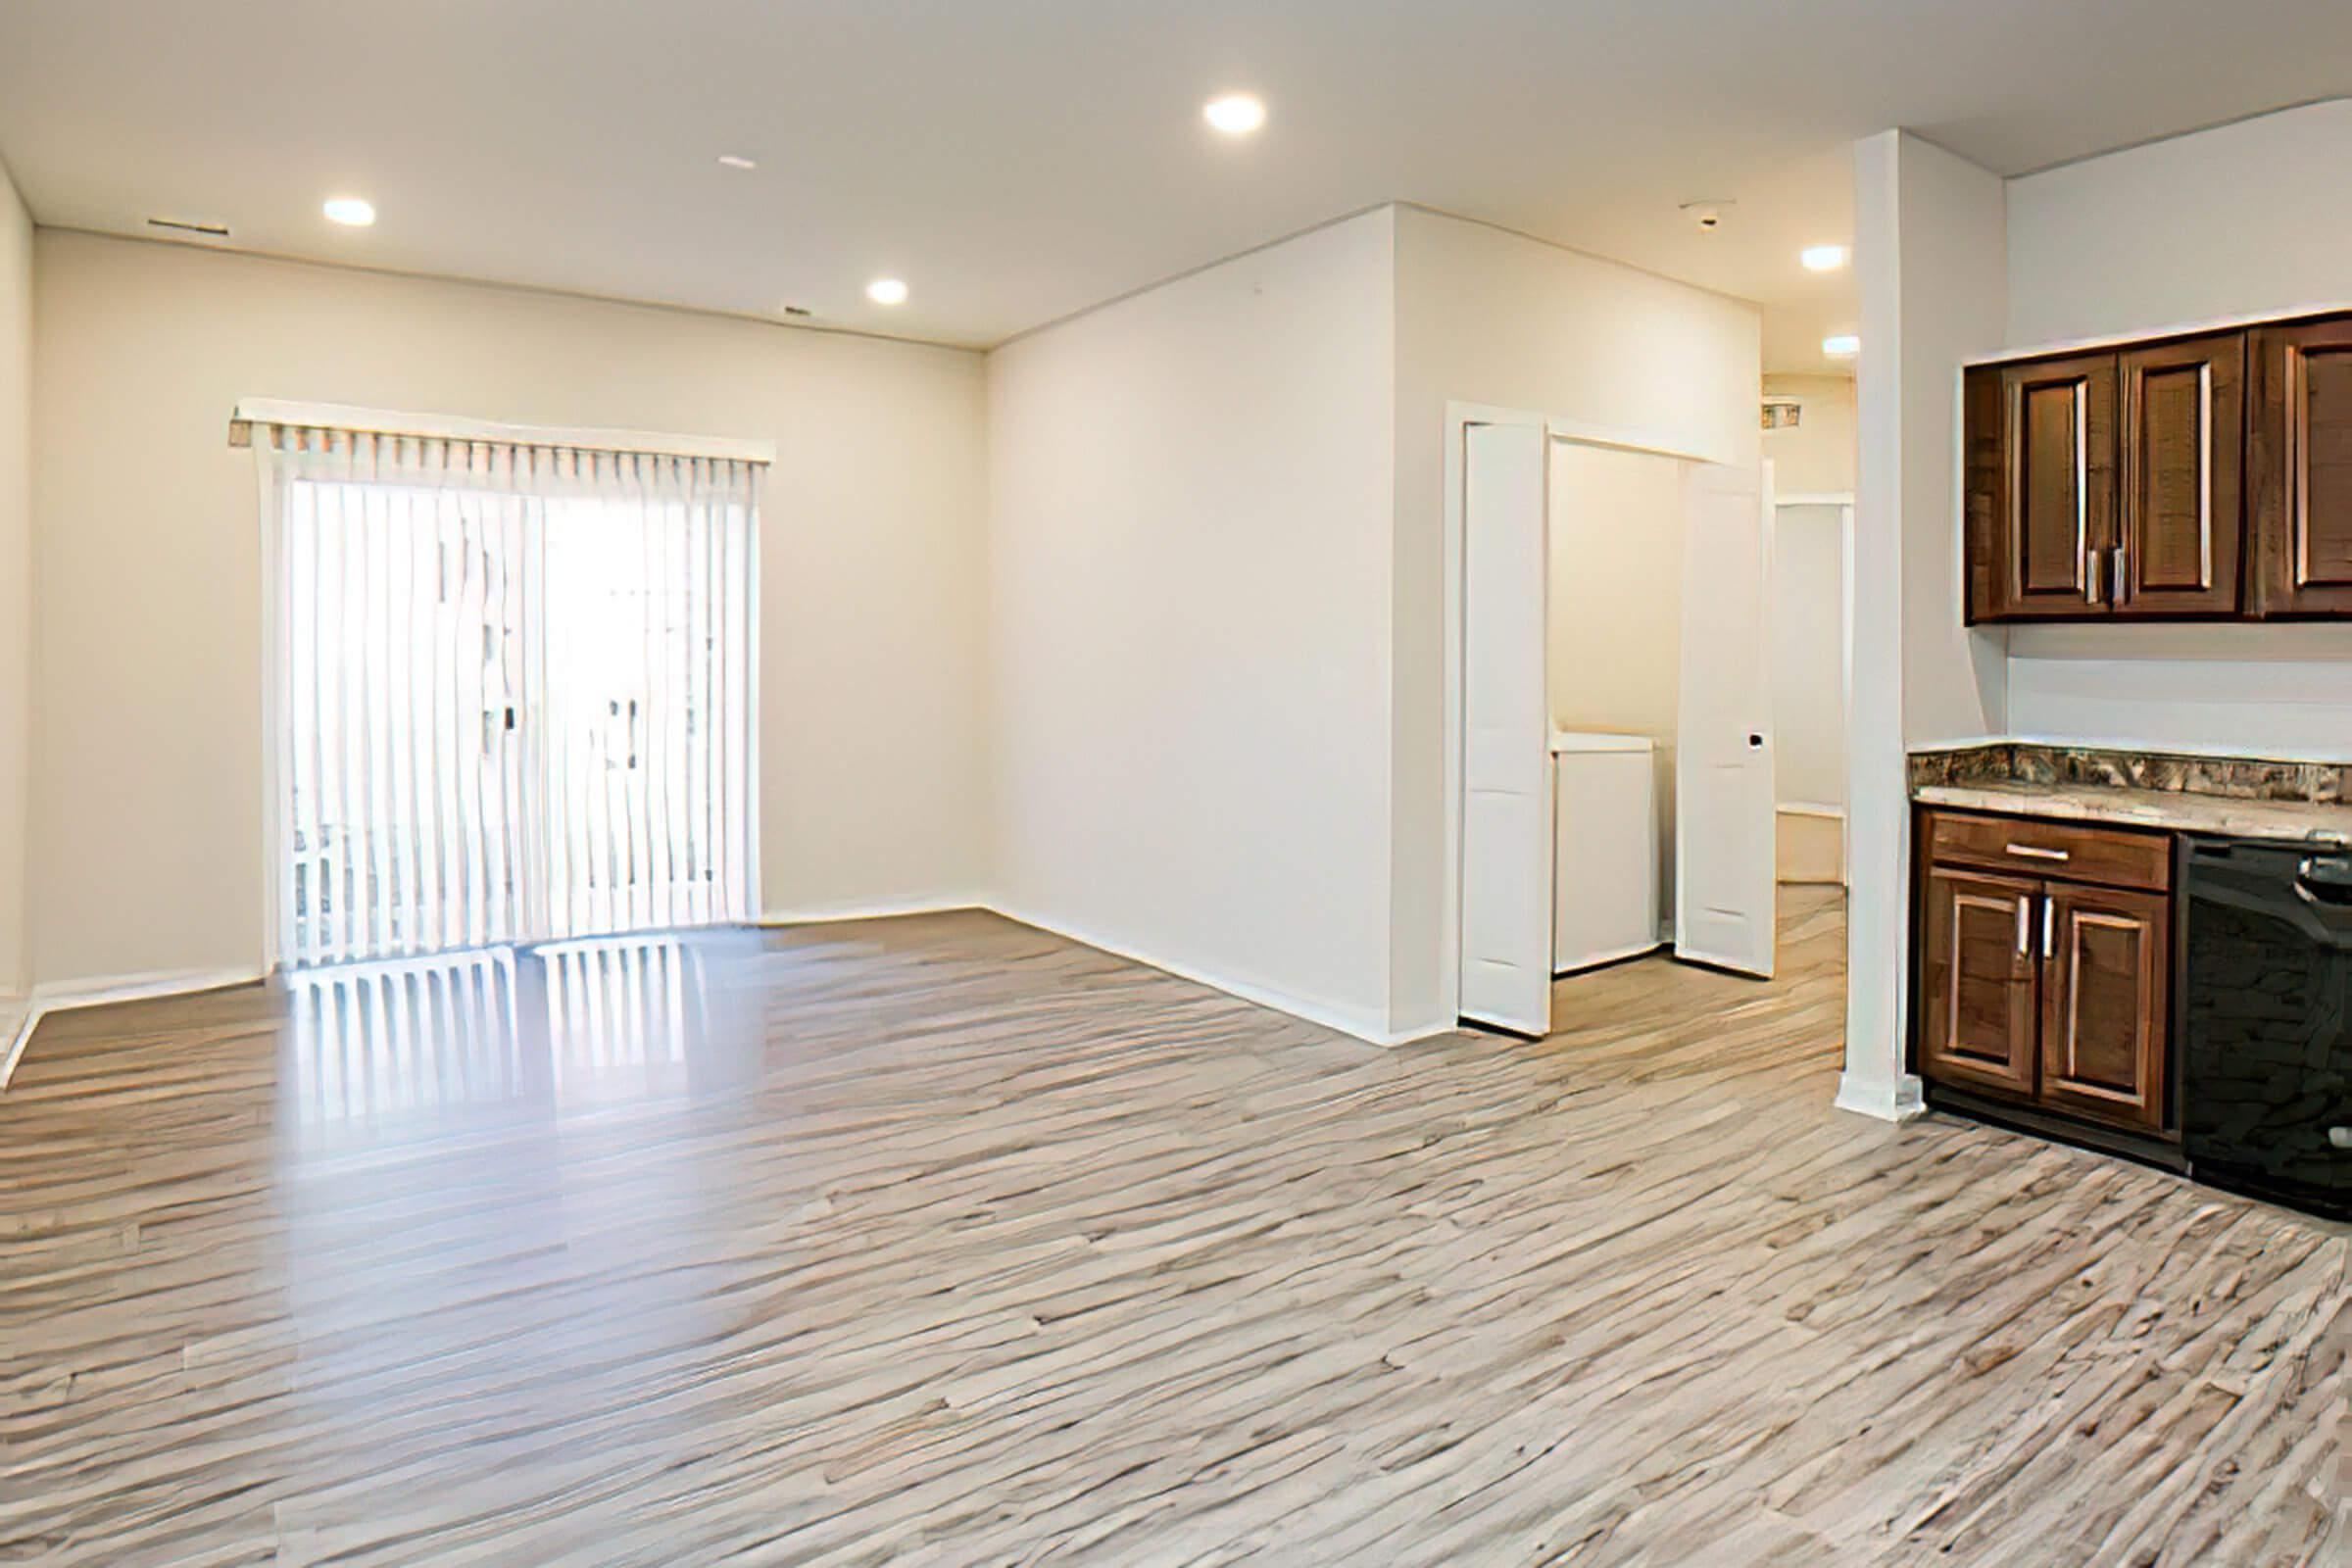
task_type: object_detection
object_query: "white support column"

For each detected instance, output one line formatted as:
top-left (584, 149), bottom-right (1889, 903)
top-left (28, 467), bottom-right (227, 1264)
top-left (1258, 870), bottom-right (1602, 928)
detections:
top-left (1838, 130), bottom-right (2009, 1123)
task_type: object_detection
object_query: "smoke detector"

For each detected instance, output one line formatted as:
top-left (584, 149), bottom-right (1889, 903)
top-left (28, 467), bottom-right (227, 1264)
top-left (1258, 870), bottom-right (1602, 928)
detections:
top-left (1680, 199), bottom-right (1735, 233)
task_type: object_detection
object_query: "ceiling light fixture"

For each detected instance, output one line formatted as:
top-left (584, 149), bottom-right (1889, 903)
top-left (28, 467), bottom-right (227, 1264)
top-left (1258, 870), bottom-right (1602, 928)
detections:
top-left (1823, 334), bottom-right (1860, 358)
top-left (865, 277), bottom-right (909, 306)
top-left (1801, 244), bottom-right (1849, 271)
top-left (717, 154), bottom-right (759, 171)
top-left (322, 196), bottom-right (376, 227)
top-left (1202, 93), bottom-right (1267, 135)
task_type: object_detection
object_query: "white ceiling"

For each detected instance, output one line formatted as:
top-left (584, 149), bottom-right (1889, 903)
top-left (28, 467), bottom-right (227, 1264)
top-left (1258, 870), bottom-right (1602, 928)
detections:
top-left (2, 2), bottom-right (2345, 373)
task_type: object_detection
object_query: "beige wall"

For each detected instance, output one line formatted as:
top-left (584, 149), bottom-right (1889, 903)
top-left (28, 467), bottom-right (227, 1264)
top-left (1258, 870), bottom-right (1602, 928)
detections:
top-left (987, 210), bottom-right (1399, 1038)
top-left (29, 231), bottom-right (990, 990)
top-left (1759, 373), bottom-right (1854, 496)
top-left (2006, 98), bottom-right (2352, 348)
top-left (1547, 440), bottom-right (1684, 915)
top-left (0, 164), bottom-right (28, 1002)
top-left (1392, 204), bottom-right (1760, 1033)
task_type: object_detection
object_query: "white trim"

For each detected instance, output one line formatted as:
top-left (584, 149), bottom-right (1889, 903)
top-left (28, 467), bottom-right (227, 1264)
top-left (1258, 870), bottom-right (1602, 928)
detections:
top-left (1835, 1071), bottom-right (1928, 1124)
top-left (1440, 401), bottom-right (1732, 1028)
top-left (230, 398), bottom-right (776, 466)
top-left (759, 896), bottom-right (990, 927)
top-left (1966, 300), bottom-right (2352, 368)
top-left (2, 967), bottom-right (266, 1091)
top-left (1777, 802), bottom-right (1846, 820)
top-left (992, 903), bottom-right (1447, 1049)
top-left (1775, 490), bottom-right (1856, 508)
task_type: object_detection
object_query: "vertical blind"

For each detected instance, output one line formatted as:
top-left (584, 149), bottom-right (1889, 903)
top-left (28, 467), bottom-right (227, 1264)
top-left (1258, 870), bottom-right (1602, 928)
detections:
top-left (256, 421), bottom-right (760, 968)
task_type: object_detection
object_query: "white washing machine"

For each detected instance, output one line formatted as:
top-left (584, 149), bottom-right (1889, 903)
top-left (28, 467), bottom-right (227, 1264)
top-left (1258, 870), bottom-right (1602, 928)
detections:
top-left (1551, 731), bottom-right (1661, 973)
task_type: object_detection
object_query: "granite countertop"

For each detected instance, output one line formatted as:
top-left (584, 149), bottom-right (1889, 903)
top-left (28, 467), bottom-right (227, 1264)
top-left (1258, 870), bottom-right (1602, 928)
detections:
top-left (1912, 778), bottom-right (2352, 846)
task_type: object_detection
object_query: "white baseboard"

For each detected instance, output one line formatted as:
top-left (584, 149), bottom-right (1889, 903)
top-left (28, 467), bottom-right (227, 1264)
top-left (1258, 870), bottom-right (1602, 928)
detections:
top-left (987, 903), bottom-right (1428, 1048)
top-left (2, 965), bottom-right (266, 1091)
top-left (1834, 1071), bottom-right (1927, 1124)
top-left (760, 896), bottom-right (989, 927)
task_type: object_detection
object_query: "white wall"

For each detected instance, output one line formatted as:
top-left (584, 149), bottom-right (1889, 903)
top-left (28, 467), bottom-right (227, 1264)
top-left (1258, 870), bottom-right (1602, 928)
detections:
top-left (1760, 373), bottom-right (1856, 495)
top-left (1393, 204), bottom-right (1760, 1034)
top-left (987, 210), bottom-right (1400, 1039)
top-left (1772, 503), bottom-right (1846, 808)
top-left (1842, 130), bottom-right (2008, 1122)
top-left (0, 163), bottom-right (28, 1004)
top-left (30, 231), bottom-right (991, 991)
top-left (1548, 440), bottom-right (1684, 913)
top-left (2007, 99), bottom-right (2352, 348)
top-left (1999, 99), bottom-right (2352, 757)
top-left (2004, 625), bottom-right (2352, 760)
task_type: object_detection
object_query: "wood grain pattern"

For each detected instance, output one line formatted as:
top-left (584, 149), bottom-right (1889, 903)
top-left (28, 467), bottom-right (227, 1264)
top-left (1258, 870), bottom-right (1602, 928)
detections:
top-left (2251, 316), bottom-right (2352, 615)
top-left (2119, 331), bottom-right (2243, 616)
top-left (2, 894), bottom-right (2343, 1565)
top-left (1997, 353), bottom-right (2118, 619)
top-left (1925, 808), bottom-right (2173, 894)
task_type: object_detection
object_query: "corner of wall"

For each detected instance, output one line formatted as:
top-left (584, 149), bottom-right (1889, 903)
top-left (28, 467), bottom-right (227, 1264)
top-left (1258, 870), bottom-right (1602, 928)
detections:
top-left (0, 157), bottom-right (34, 1004)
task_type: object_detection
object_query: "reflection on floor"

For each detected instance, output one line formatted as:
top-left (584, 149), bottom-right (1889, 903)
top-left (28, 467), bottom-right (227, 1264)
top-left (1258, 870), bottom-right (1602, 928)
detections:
top-left (0, 891), bottom-right (2342, 1565)
top-left (282, 933), bottom-right (759, 1133)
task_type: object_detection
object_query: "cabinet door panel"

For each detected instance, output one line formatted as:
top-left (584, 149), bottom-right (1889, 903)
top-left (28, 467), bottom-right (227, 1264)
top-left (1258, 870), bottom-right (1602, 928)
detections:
top-left (2118, 333), bottom-right (2242, 615)
top-left (2250, 317), bottom-right (2352, 616)
top-left (1986, 355), bottom-right (2118, 619)
top-left (1920, 868), bottom-right (2040, 1099)
top-left (2039, 885), bottom-right (2170, 1131)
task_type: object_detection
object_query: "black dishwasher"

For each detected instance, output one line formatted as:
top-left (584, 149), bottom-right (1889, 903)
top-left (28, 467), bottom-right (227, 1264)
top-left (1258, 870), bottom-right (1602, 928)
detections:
top-left (2180, 836), bottom-right (2352, 1220)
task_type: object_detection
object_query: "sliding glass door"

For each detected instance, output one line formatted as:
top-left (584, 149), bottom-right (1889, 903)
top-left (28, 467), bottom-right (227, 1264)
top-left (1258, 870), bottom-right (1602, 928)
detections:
top-left (262, 427), bottom-right (758, 968)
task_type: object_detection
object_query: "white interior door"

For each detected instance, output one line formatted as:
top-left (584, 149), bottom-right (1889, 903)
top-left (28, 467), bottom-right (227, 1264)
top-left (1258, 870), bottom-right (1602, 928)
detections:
top-left (1458, 421), bottom-right (1552, 1036)
top-left (1675, 458), bottom-right (1778, 976)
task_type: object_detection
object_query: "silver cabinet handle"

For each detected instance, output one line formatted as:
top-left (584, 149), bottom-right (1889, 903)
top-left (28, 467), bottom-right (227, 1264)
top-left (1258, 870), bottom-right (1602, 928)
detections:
top-left (2112, 543), bottom-right (2130, 606)
top-left (2042, 898), bottom-right (2057, 958)
top-left (2016, 896), bottom-right (2033, 957)
top-left (2005, 844), bottom-right (2072, 861)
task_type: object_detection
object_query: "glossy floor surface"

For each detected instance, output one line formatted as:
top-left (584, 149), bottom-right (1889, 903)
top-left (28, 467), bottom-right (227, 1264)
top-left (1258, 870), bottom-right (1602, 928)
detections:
top-left (2, 894), bottom-right (2343, 1565)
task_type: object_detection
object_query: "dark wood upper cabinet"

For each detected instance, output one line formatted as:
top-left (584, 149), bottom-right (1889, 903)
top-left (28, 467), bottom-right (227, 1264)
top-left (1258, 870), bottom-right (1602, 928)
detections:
top-left (1919, 865), bottom-right (2040, 1100)
top-left (1964, 308), bottom-right (2349, 623)
top-left (1967, 356), bottom-right (2117, 620)
top-left (2036, 884), bottom-right (2170, 1131)
top-left (2116, 333), bottom-right (2242, 616)
top-left (2249, 315), bottom-right (2352, 616)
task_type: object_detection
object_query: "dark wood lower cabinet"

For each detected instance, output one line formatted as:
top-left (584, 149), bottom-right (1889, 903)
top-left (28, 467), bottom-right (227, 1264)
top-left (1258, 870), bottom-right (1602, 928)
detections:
top-left (2037, 884), bottom-right (2170, 1131)
top-left (1914, 810), bottom-right (2176, 1142)
top-left (1919, 867), bottom-right (2039, 1098)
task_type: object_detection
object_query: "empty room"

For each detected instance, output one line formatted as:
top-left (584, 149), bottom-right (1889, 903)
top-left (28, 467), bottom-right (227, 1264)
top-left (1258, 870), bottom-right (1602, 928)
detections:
top-left (0, 5), bottom-right (2346, 1564)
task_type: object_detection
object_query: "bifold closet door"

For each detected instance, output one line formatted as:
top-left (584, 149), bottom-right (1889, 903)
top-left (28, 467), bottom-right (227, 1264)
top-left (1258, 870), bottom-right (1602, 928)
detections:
top-left (1458, 420), bottom-right (1553, 1038)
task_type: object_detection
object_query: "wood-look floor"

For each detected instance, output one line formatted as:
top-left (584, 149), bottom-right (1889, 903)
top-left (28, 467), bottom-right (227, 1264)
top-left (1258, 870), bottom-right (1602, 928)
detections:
top-left (1, 892), bottom-right (2342, 1565)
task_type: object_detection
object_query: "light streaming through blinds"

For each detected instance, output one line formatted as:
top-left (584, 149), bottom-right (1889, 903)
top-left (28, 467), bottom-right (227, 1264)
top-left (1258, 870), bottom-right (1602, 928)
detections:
top-left (261, 427), bottom-right (759, 967)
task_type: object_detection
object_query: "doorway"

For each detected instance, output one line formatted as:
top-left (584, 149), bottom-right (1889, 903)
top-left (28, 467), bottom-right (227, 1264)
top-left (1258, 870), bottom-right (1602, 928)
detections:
top-left (1449, 411), bottom-right (1780, 1038)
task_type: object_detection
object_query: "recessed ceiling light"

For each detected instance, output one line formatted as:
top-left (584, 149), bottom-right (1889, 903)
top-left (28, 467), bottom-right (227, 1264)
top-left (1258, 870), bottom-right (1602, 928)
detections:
top-left (1801, 244), bottom-right (1849, 271)
top-left (1823, 334), bottom-right (1860, 358)
top-left (717, 154), bottom-right (759, 171)
top-left (865, 277), bottom-right (908, 307)
top-left (1202, 93), bottom-right (1267, 135)
top-left (322, 196), bottom-right (375, 227)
